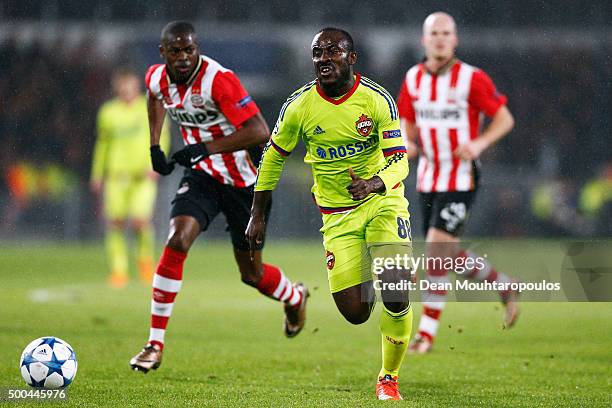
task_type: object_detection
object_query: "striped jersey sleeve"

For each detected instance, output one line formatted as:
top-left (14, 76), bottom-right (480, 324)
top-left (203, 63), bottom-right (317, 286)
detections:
top-left (468, 69), bottom-right (507, 117)
top-left (211, 71), bottom-right (259, 127)
top-left (396, 77), bottom-right (416, 122)
top-left (144, 64), bottom-right (164, 100)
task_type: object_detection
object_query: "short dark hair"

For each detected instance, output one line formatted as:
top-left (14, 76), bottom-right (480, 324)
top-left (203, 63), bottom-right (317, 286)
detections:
top-left (316, 27), bottom-right (354, 52)
top-left (161, 21), bottom-right (196, 43)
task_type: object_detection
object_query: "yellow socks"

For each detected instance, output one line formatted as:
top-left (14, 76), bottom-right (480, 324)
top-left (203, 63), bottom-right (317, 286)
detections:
top-left (106, 226), bottom-right (128, 276)
top-left (379, 304), bottom-right (413, 378)
top-left (136, 223), bottom-right (154, 282)
top-left (106, 226), bottom-right (128, 288)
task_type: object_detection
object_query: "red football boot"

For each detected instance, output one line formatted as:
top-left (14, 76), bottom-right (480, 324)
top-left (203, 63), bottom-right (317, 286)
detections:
top-left (376, 374), bottom-right (403, 400)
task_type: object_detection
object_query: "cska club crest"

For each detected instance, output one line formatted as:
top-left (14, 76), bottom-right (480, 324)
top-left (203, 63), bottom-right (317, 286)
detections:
top-left (326, 250), bottom-right (335, 270)
top-left (355, 114), bottom-right (373, 137)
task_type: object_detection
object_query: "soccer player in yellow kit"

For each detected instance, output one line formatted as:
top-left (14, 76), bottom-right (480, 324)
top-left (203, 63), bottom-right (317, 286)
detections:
top-left (247, 28), bottom-right (413, 400)
top-left (91, 68), bottom-right (170, 288)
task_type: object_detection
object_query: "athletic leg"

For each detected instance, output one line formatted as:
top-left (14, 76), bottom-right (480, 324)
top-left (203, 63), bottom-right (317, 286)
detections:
top-left (454, 247), bottom-right (520, 328)
top-left (103, 178), bottom-right (129, 288)
top-left (129, 215), bottom-right (200, 373)
top-left (133, 219), bottom-right (155, 283)
top-left (412, 192), bottom-right (468, 352)
top-left (149, 216), bottom-right (199, 345)
top-left (430, 190), bottom-right (519, 328)
top-left (413, 227), bottom-right (458, 350)
top-left (364, 193), bottom-right (413, 398)
top-left (222, 184), bottom-right (307, 337)
top-left (131, 170), bottom-right (218, 372)
top-left (234, 249), bottom-right (302, 305)
top-left (332, 282), bottom-right (376, 325)
top-left (106, 219), bottom-right (129, 288)
top-left (129, 178), bottom-right (158, 283)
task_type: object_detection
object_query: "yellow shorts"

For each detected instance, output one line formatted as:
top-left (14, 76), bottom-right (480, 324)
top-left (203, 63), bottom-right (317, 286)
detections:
top-left (320, 191), bottom-right (412, 293)
top-left (104, 176), bottom-right (157, 221)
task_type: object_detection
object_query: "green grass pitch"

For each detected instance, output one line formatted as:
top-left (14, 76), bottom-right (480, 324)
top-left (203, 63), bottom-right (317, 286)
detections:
top-left (0, 241), bottom-right (610, 407)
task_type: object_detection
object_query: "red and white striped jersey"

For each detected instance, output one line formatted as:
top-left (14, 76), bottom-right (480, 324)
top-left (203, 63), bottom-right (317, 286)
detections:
top-left (397, 60), bottom-right (507, 192)
top-left (145, 55), bottom-right (260, 188)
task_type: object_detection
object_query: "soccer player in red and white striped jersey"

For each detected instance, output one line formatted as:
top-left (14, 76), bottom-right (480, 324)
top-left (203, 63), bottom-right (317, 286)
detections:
top-left (129, 21), bottom-right (308, 372)
top-left (396, 12), bottom-right (519, 353)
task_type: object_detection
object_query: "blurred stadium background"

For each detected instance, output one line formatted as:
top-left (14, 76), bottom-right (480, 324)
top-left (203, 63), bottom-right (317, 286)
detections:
top-left (1, 0), bottom-right (611, 241)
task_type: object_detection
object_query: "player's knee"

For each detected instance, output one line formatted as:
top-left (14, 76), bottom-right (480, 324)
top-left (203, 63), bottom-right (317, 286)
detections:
top-left (166, 230), bottom-right (193, 253)
top-left (341, 307), bottom-right (372, 325)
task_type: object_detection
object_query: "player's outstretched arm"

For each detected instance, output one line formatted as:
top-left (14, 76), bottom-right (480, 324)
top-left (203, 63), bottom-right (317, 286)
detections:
top-left (245, 118), bottom-right (294, 258)
top-left (454, 105), bottom-right (514, 161)
top-left (244, 88), bottom-right (300, 258)
top-left (147, 92), bottom-right (174, 175)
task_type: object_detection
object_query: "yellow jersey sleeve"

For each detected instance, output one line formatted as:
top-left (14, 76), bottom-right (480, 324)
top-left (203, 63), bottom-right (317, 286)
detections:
top-left (254, 94), bottom-right (302, 192)
top-left (371, 87), bottom-right (408, 193)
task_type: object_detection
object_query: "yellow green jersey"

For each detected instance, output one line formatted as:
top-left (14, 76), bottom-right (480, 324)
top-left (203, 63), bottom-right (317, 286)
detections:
top-left (255, 74), bottom-right (408, 212)
top-left (91, 95), bottom-right (170, 182)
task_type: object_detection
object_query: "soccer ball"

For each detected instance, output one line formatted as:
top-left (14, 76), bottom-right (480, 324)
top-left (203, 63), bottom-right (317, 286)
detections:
top-left (20, 337), bottom-right (77, 389)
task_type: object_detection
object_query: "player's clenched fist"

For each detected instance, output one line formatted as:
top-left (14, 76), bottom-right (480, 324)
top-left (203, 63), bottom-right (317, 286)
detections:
top-left (346, 167), bottom-right (384, 201)
top-left (150, 145), bottom-right (175, 175)
top-left (171, 142), bottom-right (210, 167)
top-left (453, 138), bottom-right (489, 161)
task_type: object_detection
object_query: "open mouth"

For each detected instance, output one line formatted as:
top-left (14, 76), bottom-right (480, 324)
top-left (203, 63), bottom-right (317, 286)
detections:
top-left (176, 65), bottom-right (191, 74)
top-left (319, 65), bottom-right (333, 76)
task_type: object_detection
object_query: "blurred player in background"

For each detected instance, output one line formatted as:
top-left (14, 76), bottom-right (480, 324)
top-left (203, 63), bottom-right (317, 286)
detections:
top-left (91, 68), bottom-right (170, 288)
top-left (580, 161), bottom-right (612, 236)
top-left (129, 21), bottom-right (308, 373)
top-left (248, 28), bottom-right (413, 400)
top-left (396, 12), bottom-right (519, 354)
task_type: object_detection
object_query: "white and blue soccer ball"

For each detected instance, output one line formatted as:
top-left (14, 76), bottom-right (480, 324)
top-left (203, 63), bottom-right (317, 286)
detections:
top-left (20, 337), bottom-right (77, 389)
